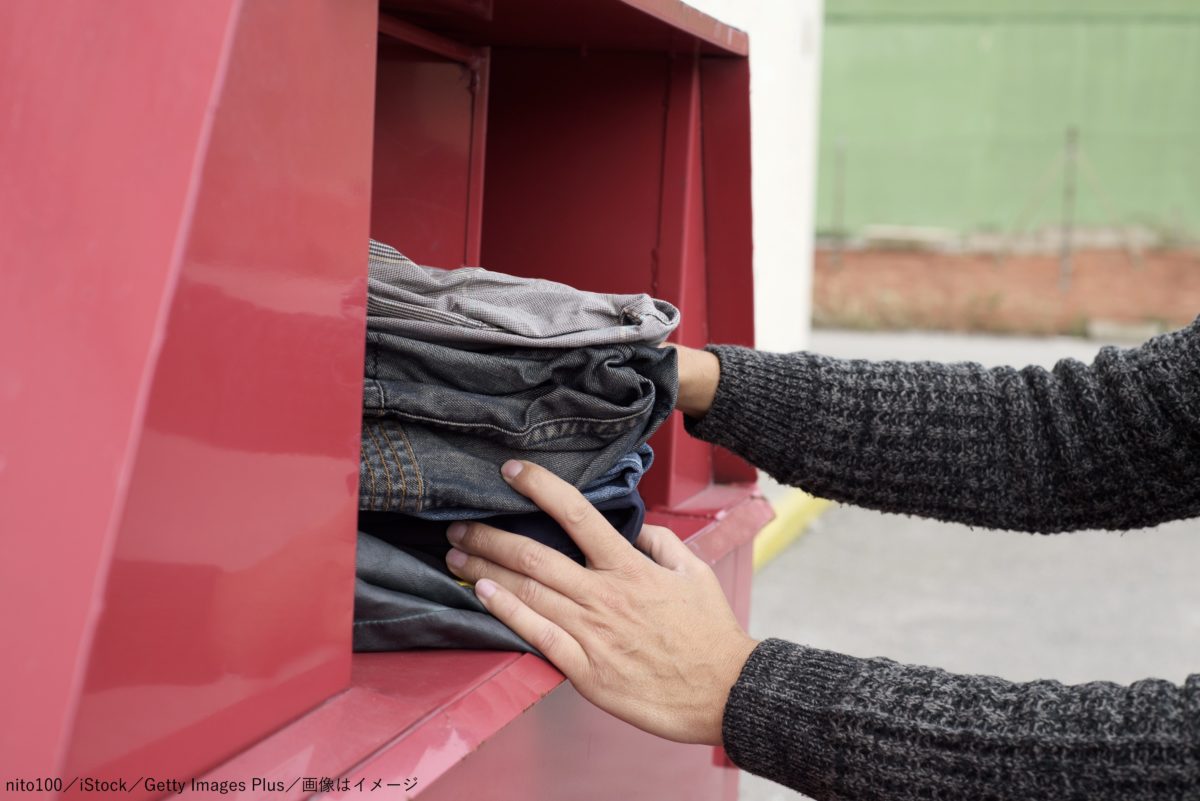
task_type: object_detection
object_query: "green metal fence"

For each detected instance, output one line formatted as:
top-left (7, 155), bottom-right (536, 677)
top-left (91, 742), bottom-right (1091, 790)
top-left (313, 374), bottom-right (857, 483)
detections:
top-left (816, 0), bottom-right (1200, 245)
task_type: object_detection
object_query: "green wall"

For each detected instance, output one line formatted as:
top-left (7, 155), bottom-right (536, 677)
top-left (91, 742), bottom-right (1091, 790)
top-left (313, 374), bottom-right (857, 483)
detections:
top-left (816, 0), bottom-right (1200, 241)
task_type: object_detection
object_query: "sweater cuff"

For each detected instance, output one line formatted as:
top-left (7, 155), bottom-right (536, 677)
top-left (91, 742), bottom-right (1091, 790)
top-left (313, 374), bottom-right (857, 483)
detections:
top-left (722, 638), bottom-right (862, 797)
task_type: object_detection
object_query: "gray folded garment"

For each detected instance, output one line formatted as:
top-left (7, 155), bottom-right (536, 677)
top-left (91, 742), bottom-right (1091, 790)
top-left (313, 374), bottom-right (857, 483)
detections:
top-left (353, 531), bottom-right (538, 655)
top-left (367, 239), bottom-right (679, 349)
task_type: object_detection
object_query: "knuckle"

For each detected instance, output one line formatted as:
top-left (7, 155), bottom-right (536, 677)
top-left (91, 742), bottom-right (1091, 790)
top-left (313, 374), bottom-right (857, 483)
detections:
top-left (534, 624), bottom-right (560, 654)
top-left (589, 620), bottom-right (621, 646)
top-left (610, 552), bottom-right (644, 580)
top-left (459, 522), bottom-right (483, 548)
top-left (590, 662), bottom-right (618, 689)
top-left (593, 588), bottom-right (628, 615)
top-left (562, 499), bottom-right (592, 527)
top-left (454, 553), bottom-right (481, 579)
top-left (463, 522), bottom-right (495, 552)
top-left (516, 575), bottom-right (543, 605)
top-left (517, 544), bottom-right (545, 575)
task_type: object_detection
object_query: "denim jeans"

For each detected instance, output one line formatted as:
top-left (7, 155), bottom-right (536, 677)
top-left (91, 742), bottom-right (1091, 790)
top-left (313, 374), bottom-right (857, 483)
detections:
top-left (359, 489), bottom-right (647, 565)
top-left (354, 533), bottom-right (537, 654)
top-left (406, 443), bottom-right (652, 520)
top-left (359, 333), bottom-right (676, 515)
top-left (354, 492), bottom-right (646, 652)
top-left (367, 240), bottom-right (680, 349)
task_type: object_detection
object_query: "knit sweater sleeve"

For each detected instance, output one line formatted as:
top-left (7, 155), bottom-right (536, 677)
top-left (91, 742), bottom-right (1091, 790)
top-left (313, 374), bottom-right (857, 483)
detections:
top-left (685, 317), bottom-right (1200, 532)
top-left (723, 638), bottom-right (1200, 801)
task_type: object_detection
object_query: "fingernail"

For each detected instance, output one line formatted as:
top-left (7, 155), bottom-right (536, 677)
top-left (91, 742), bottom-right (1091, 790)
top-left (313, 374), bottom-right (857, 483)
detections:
top-left (446, 548), bottom-right (467, 568)
top-left (447, 522), bottom-right (467, 544)
top-left (501, 460), bottom-right (524, 480)
top-left (475, 578), bottom-right (497, 600)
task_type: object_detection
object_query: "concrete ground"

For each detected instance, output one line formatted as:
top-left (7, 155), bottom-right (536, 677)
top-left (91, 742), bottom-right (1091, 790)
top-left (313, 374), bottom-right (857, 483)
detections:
top-left (739, 328), bottom-right (1200, 801)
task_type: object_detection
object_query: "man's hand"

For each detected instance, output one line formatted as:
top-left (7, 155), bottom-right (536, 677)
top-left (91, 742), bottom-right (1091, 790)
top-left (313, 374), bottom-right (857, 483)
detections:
top-left (665, 343), bottom-right (721, 418)
top-left (444, 460), bottom-right (757, 745)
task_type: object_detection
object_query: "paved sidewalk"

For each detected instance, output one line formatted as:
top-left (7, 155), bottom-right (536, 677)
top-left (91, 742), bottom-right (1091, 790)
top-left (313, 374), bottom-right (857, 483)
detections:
top-left (740, 328), bottom-right (1200, 801)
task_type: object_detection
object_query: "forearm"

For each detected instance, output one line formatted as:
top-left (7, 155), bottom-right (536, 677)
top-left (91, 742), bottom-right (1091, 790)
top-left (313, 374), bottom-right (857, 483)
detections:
top-left (723, 639), bottom-right (1200, 801)
top-left (682, 319), bottom-right (1200, 532)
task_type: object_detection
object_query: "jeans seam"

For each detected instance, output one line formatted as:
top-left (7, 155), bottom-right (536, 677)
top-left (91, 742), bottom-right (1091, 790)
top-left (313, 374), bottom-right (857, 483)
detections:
top-left (374, 377), bottom-right (408, 507)
top-left (377, 423), bottom-right (409, 509)
top-left (395, 425), bottom-right (425, 513)
top-left (365, 425), bottom-right (394, 511)
top-left (360, 426), bottom-right (380, 512)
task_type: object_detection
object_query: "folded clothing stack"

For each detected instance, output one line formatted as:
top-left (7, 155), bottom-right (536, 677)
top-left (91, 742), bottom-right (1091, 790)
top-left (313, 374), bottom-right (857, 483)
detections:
top-left (354, 240), bottom-right (679, 654)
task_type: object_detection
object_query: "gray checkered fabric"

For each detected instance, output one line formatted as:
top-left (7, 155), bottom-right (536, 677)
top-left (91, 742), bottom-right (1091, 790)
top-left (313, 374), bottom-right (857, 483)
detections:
top-left (367, 240), bottom-right (679, 348)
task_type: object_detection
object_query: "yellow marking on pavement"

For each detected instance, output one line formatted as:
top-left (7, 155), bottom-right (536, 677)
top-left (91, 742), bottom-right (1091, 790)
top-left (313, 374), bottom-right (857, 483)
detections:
top-left (753, 491), bottom-right (831, 572)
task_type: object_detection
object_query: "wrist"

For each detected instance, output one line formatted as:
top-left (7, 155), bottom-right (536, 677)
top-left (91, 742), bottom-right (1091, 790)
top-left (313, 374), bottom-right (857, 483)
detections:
top-left (700, 634), bottom-right (758, 746)
top-left (674, 345), bottom-right (721, 419)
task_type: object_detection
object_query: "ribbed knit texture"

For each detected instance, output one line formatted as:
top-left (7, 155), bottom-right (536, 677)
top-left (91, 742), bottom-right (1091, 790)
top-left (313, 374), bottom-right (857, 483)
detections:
top-left (687, 317), bottom-right (1200, 800)
top-left (724, 640), bottom-right (1200, 801)
top-left (688, 318), bottom-right (1200, 533)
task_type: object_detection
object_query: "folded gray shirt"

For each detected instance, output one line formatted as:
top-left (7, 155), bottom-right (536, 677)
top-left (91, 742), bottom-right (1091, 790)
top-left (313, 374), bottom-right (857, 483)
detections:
top-left (367, 240), bottom-right (679, 349)
top-left (685, 316), bottom-right (1200, 801)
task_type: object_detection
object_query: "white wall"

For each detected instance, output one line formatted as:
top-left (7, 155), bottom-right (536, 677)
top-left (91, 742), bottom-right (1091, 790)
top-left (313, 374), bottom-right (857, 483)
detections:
top-left (683, 0), bottom-right (824, 352)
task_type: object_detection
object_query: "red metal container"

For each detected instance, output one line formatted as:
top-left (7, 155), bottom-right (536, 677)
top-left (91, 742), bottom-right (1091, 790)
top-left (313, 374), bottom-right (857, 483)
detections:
top-left (0, 1), bottom-right (769, 797)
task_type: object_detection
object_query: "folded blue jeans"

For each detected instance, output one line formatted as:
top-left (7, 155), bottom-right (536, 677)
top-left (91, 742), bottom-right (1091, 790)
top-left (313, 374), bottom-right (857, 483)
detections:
top-left (359, 333), bottom-right (676, 515)
top-left (354, 491), bottom-right (648, 653)
top-left (407, 443), bottom-right (652, 520)
top-left (359, 489), bottom-right (647, 565)
top-left (353, 534), bottom-right (538, 654)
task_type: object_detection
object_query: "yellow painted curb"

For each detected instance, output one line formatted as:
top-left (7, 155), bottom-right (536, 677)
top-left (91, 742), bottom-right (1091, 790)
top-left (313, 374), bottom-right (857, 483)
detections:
top-left (753, 491), bottom-right (831, 572)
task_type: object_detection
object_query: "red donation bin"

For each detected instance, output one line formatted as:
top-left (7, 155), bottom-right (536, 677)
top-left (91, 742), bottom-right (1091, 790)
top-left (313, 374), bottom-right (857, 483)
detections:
top-left (0, 1), bottom-right (771, 798)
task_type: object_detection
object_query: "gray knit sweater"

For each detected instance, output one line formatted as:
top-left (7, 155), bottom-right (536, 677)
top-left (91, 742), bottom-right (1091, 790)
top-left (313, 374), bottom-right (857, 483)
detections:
top-left (685, 317), bottom-right (1200, 801)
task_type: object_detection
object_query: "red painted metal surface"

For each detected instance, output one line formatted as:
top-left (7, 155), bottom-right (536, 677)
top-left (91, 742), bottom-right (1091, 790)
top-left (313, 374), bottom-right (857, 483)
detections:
top-left (481, 49), bottom-right (669, 297)
top-left (0, 0), bottom-right (239, 776)
top-left (380, 13), bottom-right (483, 62)
top-left (188, 651), bottom-right (559, 799)
top-left (383, 0), bottom-right (495, 25)
top-left (699, 57), bottom-right (759, 484)
top-left (399, 682), bottom-right (738, 801)
top-left (620, 0), bottom-right (748, 54)
top-left (651, 55), bottom-right (716, 507)
top-left (51, 2), bottom-right (376, 794)
top-left (371, 28), bottom-right (488, 268)
top-left (384, 0), bottom-right (747, 55)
